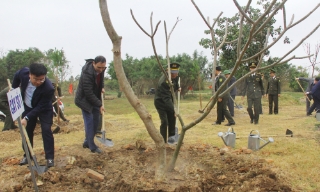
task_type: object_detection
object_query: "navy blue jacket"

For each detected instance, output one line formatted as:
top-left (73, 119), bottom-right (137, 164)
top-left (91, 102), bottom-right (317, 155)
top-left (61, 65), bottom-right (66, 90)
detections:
top-left (12, 67), bottom-right (54, 120)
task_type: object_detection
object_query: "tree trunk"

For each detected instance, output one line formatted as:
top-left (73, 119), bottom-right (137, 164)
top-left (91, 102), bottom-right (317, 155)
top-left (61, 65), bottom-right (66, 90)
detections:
top-left (99, 0), bottom-right (166, 180)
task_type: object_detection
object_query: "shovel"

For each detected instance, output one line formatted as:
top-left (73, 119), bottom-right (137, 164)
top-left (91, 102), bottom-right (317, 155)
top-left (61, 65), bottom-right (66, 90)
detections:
top-left (96, 93), bottom-right (114, 147)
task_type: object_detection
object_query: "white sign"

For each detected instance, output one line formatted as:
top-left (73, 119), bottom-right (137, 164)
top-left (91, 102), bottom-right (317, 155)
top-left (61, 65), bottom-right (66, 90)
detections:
top-left (7, 87), bottom-right (24, 121)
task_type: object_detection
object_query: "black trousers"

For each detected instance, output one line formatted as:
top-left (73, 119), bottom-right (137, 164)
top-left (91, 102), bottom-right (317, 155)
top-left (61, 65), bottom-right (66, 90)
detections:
top-left (247, 97), bottom-right (261, 123)
top-left (268, 94), bottom-right (279, 114)
top-left (22, 105), bottom-right (54, 160)
top-left (227, 95), bottom-right (235, 117)
top-left (217, 97), bottom-right (235, 124)
top-left (154, 100), bottom-right (175, 143)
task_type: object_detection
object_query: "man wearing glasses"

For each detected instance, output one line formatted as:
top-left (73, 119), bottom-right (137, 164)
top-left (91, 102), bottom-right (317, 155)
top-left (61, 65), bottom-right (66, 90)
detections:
top-left (12, 63), bottom-right (55, 168)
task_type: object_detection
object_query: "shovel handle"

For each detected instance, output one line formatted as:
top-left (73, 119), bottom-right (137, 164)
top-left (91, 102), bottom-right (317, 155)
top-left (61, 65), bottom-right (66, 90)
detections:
top-left (101, 93), bottom-right (105, 132)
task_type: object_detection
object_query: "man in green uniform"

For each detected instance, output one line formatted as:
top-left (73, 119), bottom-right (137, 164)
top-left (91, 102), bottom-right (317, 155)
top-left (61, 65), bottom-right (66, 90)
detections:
top-left (266, 69), bottom-right (281, 114)
top-left (154, 63), bottom-right (180, 144)
top-left (242, 62), bottom-right (265, 124)
top-left (213, 66), bottom-right (235, 126)
top-left (0, 87), bottom-right (18, 131)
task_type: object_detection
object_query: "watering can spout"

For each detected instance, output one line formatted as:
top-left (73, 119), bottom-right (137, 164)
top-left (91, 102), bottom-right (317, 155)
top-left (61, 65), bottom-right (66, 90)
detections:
top-left (259, 137), bottom-right (274, 150)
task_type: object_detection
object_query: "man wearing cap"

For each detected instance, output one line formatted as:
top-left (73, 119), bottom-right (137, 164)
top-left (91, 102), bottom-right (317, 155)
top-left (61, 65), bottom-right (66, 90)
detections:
top-left (154, 63), bottom-right (181, 144)
top-left (266, 69), bottom-right (281, 114)
top-left (223, 70), bottom-right (237, 117)
top-left (242, 62), bottom-right (265, 124)
top-left (213, 66), bottom-right (235, 126)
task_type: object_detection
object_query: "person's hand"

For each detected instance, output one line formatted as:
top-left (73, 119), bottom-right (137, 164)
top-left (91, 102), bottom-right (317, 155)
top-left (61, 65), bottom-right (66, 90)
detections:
top-left (178, 88), bottom-right (181, 92)
top-left (278, 94), bottom-right (280, 97)
top-left (218, 98), bottom-right (222, 102)
top-left (100, 106), bottom-right (105, 114)
top-left (21, 118), bottom-right (27, 127)
top-left (295, 78), bottom-right (299, 80)
top-left (102, 88), bottom-right (105, 93)
top-left (306, 92), bottom-right (310, 95)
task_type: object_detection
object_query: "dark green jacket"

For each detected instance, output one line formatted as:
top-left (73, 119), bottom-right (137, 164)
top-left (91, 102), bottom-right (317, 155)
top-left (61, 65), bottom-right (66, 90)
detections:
top-left (242, 73), bottom-right (264, 99)
top-left (154, 74), bottom-right (179, 112)
top-left (266, 77), bottom-right (281, 95)
top-left (0, 87), bottom-right (9, 104)
top-left (215, 73), bottom-right (230, 99)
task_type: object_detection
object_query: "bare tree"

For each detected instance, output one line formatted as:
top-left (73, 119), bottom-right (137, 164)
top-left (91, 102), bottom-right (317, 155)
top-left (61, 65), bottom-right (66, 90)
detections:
top-left (304, 42), bottom-right (320, 77)
top-left (99, 0), bottom-right (320, 178)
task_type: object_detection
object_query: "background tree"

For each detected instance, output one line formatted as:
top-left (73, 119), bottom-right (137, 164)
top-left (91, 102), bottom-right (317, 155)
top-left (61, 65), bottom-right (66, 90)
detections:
top-left (304, 42), bottom-right (320, 78)
top-left (0, 47), bottom-right (44, 88)
top-left (44, 48), bottom-right (70, 84)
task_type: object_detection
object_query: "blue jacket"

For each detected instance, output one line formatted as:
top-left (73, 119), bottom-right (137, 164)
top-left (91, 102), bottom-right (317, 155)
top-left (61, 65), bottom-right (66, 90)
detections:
top-left (12, 67), bottom-right (54, 120)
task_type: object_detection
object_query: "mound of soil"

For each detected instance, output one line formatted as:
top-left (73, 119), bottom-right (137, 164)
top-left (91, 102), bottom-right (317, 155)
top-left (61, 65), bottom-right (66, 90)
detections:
top-left (0, 140), bottom-right (291, 192)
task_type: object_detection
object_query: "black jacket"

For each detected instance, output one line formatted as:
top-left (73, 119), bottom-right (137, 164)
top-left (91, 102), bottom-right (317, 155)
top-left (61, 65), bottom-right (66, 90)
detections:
top-left (154, 74), bottom-right (179, 112)
top-left (75, 60), bottom-right (105, 112)
top-left (12, 67), bottom-right (54, 120)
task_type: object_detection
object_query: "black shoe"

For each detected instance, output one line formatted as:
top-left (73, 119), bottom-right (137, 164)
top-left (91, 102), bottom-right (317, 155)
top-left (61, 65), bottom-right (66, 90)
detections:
top-left (307, 113), bottom-right (312, 116)
top-left (91, 148), bottom-right (102, 154)
top-left (11, 125), bottom-right (19, 129)
top-left (254, 121), bottom-right (259, 124)
top-left (83, 143), bottom-right (89, 148)
top-left (212, 121), bottom-right (221, 125)
top-left (274, 113), bottom-right (278, 115)
top-left (221, 120), bottom-right (225, 122)
top-left (47, 159), bottom-right (54, 168)
top-left (250, 119), bottom-right (253, 124)
top-left (19, 157), bottom-right (28, 165)
top-left (225, 122), bottom-right (235, 126)
top-left (63, 119), bottom-right (69, 122)
top-left (269, 113), bottom-right (273, 115)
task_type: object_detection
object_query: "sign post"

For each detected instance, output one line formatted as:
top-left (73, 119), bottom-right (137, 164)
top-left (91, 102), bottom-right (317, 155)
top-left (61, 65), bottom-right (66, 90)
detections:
top-left (7, 83), bottom-right (39, 192)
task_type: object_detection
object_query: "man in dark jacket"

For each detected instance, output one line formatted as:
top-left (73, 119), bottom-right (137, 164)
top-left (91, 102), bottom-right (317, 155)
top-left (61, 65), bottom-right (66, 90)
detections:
top-left (306, 77), bottom-right (320, 115)
top-left (75, 56), bottom-right (106, 154)
top-left (154, 63), bottom-right (180, 144)
top-left (242, 62), bottom-right (264, 124)
top-left (296, 77), bottom-right (316, 115)
top-left (12, 63), bottom-right (55, 168)
top-left (266, 69), bottom-right (281, 114)
top-left (223, 70), bottom-right (237, 117)
top-left (213, 67), bottom-right (235, 126)
top-left (0, 87), bottom-right (18, 131)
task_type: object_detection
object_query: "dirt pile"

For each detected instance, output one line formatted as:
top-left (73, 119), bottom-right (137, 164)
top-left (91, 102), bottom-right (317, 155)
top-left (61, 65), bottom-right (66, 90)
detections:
top-left (0, 142), bottom-right (291, 192)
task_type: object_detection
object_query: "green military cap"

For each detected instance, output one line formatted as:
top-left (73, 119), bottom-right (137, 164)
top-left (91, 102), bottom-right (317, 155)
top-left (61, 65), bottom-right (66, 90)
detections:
top-left (170, 62), bottom-right (180, 74)
top-left (249, 62), bottom-right (257, 68)
top-left (223, 70), bottom-right (231, 75)
top-left (269, 69), bottom-right (276, 73)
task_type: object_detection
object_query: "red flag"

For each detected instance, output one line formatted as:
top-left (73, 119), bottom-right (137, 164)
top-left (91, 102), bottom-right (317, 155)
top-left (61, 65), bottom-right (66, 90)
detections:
top-left (69, 84), bottom-right (73, 94)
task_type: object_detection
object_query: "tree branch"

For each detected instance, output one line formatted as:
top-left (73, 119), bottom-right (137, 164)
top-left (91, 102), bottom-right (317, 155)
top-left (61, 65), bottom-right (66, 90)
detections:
top-left (130, 9), bottom-right (151, 37)
top-left (233, 0), bottom-right (254, 24)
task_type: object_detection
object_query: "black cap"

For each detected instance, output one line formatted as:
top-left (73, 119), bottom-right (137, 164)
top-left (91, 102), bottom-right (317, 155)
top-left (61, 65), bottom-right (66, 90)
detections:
top-left (269, 69), bottom-right (276, 73)
top-left (170, 62), bottom-right (180, 74)
top-left (216, 66), bottom-right (222, 71)
top-left (249, 62), bottom-right (257, 68)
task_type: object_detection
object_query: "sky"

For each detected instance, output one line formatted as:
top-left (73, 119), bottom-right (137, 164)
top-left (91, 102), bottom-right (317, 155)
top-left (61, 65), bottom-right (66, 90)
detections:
top-left (0, 0), bottom-right (319, 78)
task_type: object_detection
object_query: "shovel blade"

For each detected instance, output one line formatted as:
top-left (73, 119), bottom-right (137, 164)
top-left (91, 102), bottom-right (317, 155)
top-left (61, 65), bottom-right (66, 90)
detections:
top-left (31, 165), bottom-right (48, 174)
top-left (96, 136), bottom-right (114, 147)
top-left (96, 130), bottom-right (114, 147)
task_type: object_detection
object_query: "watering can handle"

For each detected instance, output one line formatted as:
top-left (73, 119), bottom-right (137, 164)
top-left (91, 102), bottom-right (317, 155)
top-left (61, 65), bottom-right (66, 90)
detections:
top-left (227, 127), bottom-right (234, 133)
top-left (249, 130), bottom-right (259, 136)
